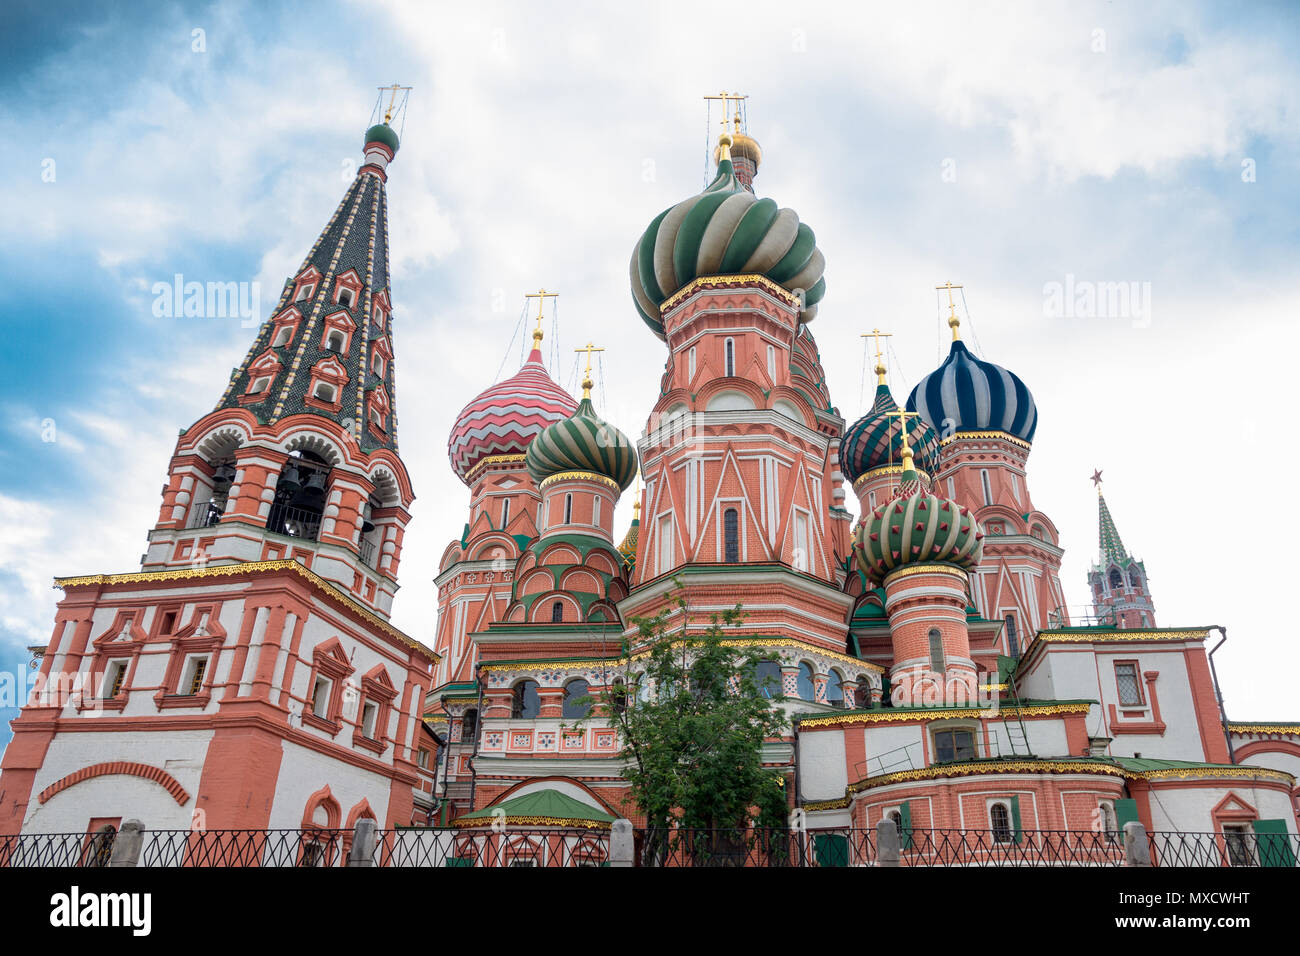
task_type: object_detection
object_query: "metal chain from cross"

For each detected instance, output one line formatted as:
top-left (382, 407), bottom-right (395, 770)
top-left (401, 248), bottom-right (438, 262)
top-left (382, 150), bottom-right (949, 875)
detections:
top-left (574, 341), bottom-right (604, 398)
top-left (524, 289), bottom-right (559, 345)
top-left (703, 90), bottom-right (747, 133)
top-left (860, 328), bottom-right (893, 385)
top-left (380, 83), bottom-right (412, 123)
top-left (936, 280), bottom-right (963, 341)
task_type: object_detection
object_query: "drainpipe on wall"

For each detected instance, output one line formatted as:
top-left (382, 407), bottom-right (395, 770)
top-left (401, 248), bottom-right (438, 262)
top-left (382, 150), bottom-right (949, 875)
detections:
top-left (466, 664), bottom-right (486, 812)
top-left (1207, 625), bottom-right (1236, 764)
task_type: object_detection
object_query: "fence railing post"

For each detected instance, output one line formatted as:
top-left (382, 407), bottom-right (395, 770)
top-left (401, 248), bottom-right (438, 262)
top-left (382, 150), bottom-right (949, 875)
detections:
top-left (108, 820), bottom-right (145, 868)
top-left (876, 818), bottom-right (900, 867)
top-left (1123, 821), bottom-right (1151, 867)
top-left (610, 819), bottom-right (634, 868)
top-left (347, 819), bottom-right (378, 867)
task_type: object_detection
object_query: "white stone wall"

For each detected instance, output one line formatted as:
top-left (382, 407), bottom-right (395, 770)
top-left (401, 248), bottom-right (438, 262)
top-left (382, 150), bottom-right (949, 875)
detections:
top-left (22, 729), bottom-right (213, 832)
top-left (268, 740), bottom-right (393, 829)
top-left (1145, 784), bottom-right (1297, 834)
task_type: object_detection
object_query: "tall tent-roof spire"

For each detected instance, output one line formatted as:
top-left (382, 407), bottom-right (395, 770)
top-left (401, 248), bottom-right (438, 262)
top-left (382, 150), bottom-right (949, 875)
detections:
top-left (214, 117), bottom-right (405, 452)
top-left (1093, 469), bottom-right (1130, 566)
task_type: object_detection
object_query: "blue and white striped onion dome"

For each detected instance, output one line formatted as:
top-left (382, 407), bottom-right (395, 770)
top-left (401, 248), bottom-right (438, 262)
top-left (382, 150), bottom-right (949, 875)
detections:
top-left (906, 340), bottom-right (1037, 443)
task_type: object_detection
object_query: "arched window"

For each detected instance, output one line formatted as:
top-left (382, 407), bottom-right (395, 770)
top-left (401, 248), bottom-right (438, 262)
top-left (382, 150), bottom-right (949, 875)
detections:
top-left (797, 662), bottom-right (816, 702)
top-left (766, 344), bottom-right (776, 380)
top-left (314, 382), bottom-right (335, 402)
top-left (611, 678), bottom-right (626, 715)
top-left (826, 669), bottom-right (845, 707)
top-left (1100, 801), bottom-right (1119, 843)
top-left (562, 679), bottom-right (591, 719)
top-left (688, 346), bottom-right (697, 381)
top-left (267, 450), bottom-right (328, 541)
top-left (564, 493), bottom-right (573, 524)
top-left (511, 680), bottom-right (540, 719)
top-left (990, 802), bottom-right (1012, 843)
top-left (1004, 615), bottom-right (1019, 658)
top-left (1128, 569), bottom-right (1142, 588)
top-left (724, 338), bottom-right (735, 377)
top-left (1108, 568), bottom-right (1123, 590)
top-left (327, 330), bottom-right (345, 352)
top-left (461, 708), bottom-right (478, 742)
top-left (928, 628), bottom-right (946, 674)
top-left (724, 508), bottom-right (739, 563)
top-left (754, 660), bottom-right (781, 699)
top-left (635, 672), bottom-right (651, 703)
top-left (551, 601), bottom-right (564, 623)
top-left (501, 497), bottom-right (510, 528)
top-left (857, 676), bottom-right (874, 709)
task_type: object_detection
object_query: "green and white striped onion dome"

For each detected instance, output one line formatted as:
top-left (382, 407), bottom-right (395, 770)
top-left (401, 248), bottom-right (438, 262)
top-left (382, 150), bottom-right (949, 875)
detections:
top-left (526, 397), bottom-right (638, 492)
top-left (629, 135), bottom-right (826, 340)
top-left (852, 461), bottom-right (984, 585)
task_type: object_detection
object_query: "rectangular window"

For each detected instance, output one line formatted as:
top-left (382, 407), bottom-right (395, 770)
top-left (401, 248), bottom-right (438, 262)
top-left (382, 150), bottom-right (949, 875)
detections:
top-left (312, 676), bottom-right (332, 718)
top-left (934, 728), bottom-right (976, 763)
top-left (793, 513), bottom-right (810, 571)
top-left (657, 516), bottom-right (673, 574)
top-left (688, 347), bottom-right (696, 381)
top-left (1223, 824), bottom-right (1255, 867)
top-left (417, 748), bottom-right (430, 770)
top-left (361, 700), bottom-right (379, 739)
top-left (592, 495), bottom-right (601, 526)
top-left (338, 288), bottom-right (353, 307)
top-left (501, 497), bottom-right (510, 528)
top-left (725, 338), bottom-right (735, 377)
top-left (980, 469), bottom-right (993, 506)
top-left (181, 655), bottom-right (208, 696)
top-left (249, 375), bottom-right (271, 394)
top-left (1010, 472), bottom-right (1021, 504)
top-left (105, 660), bottom-right (128, 698)
top-left (1114, 662), bottom-right (1143, 706)
top-left (564, 493), bottom-right (573, 524)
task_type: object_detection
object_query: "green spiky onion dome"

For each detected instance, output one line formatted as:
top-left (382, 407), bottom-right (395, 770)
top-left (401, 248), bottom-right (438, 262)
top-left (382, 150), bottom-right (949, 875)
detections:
top-left (853, 468), bottom-right (984, 584)
top-left (526, 397), bottom-right (638, 491)
top-left (365, 122), bottom-right (400, 153)
top-left (629, 137), bottom-right (826, 340)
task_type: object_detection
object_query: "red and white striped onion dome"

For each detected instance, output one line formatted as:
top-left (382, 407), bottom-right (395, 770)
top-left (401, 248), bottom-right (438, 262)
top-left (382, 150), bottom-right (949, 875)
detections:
top-left (447, 347), bottom-right (579, 485)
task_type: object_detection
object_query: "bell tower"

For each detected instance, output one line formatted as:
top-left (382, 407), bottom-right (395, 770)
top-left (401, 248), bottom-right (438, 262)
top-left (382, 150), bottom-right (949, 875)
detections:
top-left (142, 115), bottom-right (414, 617)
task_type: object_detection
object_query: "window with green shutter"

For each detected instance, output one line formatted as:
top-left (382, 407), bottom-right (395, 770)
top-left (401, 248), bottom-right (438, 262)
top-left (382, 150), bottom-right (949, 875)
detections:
top-left (1252, 819), bottom-right (1296, 868)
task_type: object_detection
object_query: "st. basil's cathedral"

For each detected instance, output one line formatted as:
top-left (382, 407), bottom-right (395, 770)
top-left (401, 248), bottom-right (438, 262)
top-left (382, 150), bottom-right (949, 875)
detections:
top-left (1, 99), bottom-right (1297, 855)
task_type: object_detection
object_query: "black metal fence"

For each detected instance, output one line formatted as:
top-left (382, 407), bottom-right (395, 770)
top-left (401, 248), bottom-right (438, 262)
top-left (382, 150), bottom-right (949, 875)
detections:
top-left (0, 824), bottom-right (1295, 868)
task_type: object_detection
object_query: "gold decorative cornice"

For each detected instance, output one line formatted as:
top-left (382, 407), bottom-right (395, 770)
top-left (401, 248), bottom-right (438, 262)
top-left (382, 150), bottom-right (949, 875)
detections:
top-left (802, 797), bottom-right (851, 812)
top-left (1226, 722), bottom-right (1300, 735)
top-left (452, 815), bottom-right (611, 830)
top-left (799, 701), bottom-right (1090, 730)
top-left (882, 563), bottom-right (969, 584)
top-left (1136, 766), bottom-right (1295, 785)
top-left (660, 273), bottom-right (799, 315)
top-left (853, 465), bottom-right (931, 491)
top-left (464, 453), bottom-right (529, 484)
top-left (1035, 629), bottom-right (1209, 644)
top-left (939, 430), bottom-right (1031, 450)
top-left (55, 560), bottom-right (437, 659)
top-left (538, 470), bottom-right (622, 493)
top-left (848, 759), bottom-right (1126, 793)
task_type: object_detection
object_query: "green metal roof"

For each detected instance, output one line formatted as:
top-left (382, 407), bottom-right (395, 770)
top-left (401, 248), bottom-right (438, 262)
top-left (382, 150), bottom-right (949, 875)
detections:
top-left (457, 789), bottom-right (615, 826)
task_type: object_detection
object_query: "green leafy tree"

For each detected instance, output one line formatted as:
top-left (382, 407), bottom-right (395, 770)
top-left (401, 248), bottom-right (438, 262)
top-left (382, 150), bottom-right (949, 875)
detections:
top-left (579, 586), bottom-right (791, 864)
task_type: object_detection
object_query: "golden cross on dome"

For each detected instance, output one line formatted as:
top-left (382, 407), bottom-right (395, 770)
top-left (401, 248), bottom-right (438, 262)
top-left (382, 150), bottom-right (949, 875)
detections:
top-left (886, 407), bottom-right (919, 469)
top-left (575, 341), bottom-right (604, 399)
top-left (379, 84), bottom-right (411, 123)
top-left (860, 329), bottom-right (892, 386)
top-left (524, 289), bottom-right (559, 346)
top-left (703, 90), bottom-right (748, 131)
top-left (936, 281), bottom-right (964, 342)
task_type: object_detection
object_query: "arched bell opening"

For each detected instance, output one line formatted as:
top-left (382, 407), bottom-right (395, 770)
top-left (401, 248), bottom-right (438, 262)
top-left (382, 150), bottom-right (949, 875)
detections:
top-left (267, 449), bottom-right (331, 540)
top-left (188, 429), bottom-right (243, 530)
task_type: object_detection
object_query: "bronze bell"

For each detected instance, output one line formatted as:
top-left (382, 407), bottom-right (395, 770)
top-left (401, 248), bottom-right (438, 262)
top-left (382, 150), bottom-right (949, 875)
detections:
top-left (294, 469), bottom-right (328, 506)
top-left (277, 463), bottom-right (302, 496)
top-left (212, 463), bottom-right (236, 488)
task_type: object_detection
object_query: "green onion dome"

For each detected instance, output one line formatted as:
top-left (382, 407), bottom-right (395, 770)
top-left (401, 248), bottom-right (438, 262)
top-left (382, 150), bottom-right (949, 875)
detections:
top-left (841, 383), bottom-right (941, 486)
top-left (526, 395), bottom-right (638, 492)
top-left (629, 134), bottom-right (826, 340)
top-left (852, 447), bottom-right (983, 585)
top-left (365, 122), bottom-right (400, 153)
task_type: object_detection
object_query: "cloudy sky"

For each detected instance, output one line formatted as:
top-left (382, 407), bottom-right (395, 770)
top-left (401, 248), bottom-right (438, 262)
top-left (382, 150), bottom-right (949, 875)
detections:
top-left (2, 0), bottom-right (1297, 748)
